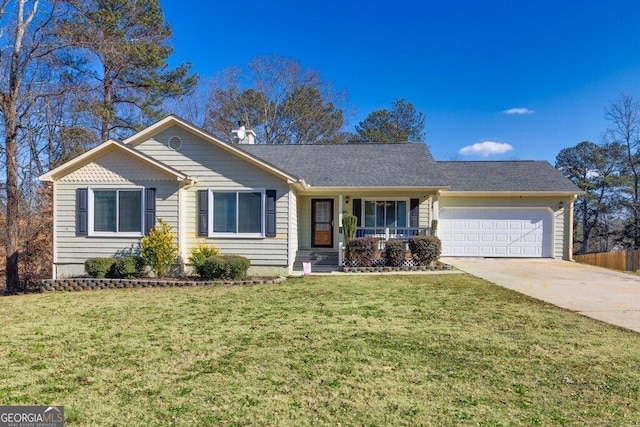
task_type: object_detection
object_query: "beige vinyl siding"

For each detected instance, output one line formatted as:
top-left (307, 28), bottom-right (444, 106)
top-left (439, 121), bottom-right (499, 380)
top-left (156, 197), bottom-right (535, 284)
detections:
top-left (55, 178), bottom-right (179, 278)
top-left (298, 196), bottom-right (312, 249)
top-left (298, 192), bottom-right (433, 250)
top-left (134, 126), bottom-right (290, 270)
top-left (182, 188), bottom-right (289, 270)
top-left (439, 195), bottom-right (570, 260)
top-left (133, 127), bottom-right (288, 189)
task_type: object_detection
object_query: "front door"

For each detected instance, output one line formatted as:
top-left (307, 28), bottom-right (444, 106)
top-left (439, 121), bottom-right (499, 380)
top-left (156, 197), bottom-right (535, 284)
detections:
top-left (312, 199), bottom-right (333, 247)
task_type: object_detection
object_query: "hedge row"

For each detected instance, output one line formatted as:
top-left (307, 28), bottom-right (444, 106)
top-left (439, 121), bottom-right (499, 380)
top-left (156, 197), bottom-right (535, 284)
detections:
top-left (347, 235), bottom-right (442, 267)
top-left (84, 256), bottom-right (146, 279)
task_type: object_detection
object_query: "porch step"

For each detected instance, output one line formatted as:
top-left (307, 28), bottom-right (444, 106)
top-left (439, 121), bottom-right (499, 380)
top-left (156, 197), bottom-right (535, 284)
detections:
top-left (293, 250), bottom-right (339, 273)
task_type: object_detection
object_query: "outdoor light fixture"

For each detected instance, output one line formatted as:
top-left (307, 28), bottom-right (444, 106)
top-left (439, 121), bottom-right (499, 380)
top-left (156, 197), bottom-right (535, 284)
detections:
top-left (559, 201), bottom-right (564, 209)
top-left (345, 196), bottom-right (350, 204)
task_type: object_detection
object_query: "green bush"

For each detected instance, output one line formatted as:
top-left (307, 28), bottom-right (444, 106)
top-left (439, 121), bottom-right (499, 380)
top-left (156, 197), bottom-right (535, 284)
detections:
top-left (85, 258), bottom-right (116, 278)
top-left (342, 214), bottom-right (358, 262)
top-left (430, 219), bottom-right (438, 236)
top-left (189, 243), bottom-right (220, 270)
top-left (223, 255), bottom-right (250, 280)
top-left (348, 237), bottom-right (378, 267)
top-left (409, 235), bottom-right (442, 265)
top-left (384, 239), bottom-right (406, 267)
top-left (140, 218), bottom-right (179, 277)
top-left (196, 255), bottom-right (250, 280)
top-left (112, 256), bottom-right (146, 279)
top-left (196, 256), bottom-right (226, 280)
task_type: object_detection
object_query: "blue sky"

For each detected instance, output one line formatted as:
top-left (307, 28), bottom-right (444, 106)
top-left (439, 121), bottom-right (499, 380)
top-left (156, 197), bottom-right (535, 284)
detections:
top-left (159, 1), bottom-right (640, 163)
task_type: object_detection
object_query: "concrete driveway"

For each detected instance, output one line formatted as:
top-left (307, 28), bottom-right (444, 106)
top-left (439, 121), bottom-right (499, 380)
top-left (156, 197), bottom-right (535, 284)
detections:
top-left (441, 257), bottom-right (640, 333)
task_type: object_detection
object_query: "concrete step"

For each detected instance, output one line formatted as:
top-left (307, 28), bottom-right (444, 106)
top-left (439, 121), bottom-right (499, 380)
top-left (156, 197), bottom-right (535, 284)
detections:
top-left (293, 250), bottom-right (339, 272)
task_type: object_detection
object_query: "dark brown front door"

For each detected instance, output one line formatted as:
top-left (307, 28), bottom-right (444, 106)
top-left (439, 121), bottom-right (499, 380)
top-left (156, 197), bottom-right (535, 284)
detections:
top-left (312, 199), bottom-right (333, 247)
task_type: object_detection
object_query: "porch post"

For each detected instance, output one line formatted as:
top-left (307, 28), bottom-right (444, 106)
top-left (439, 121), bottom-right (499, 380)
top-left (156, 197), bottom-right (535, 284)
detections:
top-left (338, 195), bottom-right (343, 234)
top-left (432, 191), bottom-right (440, 221)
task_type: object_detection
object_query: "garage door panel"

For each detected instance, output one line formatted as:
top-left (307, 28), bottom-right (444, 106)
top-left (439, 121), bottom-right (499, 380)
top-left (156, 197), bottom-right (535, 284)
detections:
top-left (467, 221), bottom-right (480, 230)
top-left (439, 208), bottom-right (552, 258)
top-left (495, 233), bottom-right (508, 243)
top-left (481, 246), bottom-right (494, 256)
top-left (481, 234), bottom-right (494, 242)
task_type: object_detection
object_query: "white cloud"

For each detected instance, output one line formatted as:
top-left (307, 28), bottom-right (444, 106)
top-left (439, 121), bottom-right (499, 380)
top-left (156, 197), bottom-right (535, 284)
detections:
top-left (459, 141), bottom-right (514, 157)
top-left (503, 107), bottom-right (534, 115)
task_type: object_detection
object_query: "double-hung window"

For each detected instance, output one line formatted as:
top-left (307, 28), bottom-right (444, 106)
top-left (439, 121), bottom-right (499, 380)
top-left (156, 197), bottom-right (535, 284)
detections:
top-left (89, 188), bottom-right (144, 236)
top-left (210, 189), bottom-right (265, 237)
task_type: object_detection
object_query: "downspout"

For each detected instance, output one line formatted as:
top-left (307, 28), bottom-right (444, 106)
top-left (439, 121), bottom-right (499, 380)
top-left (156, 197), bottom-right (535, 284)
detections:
top-left (179, 177), bottom-right (197, 272)
top-left (568, 194), bottom-right (577, 261)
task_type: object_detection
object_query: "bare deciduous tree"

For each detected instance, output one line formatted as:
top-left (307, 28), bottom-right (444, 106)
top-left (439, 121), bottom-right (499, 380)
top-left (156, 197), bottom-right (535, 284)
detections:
top-left (0, 0), bottom-right (61, 292)
top-left (203, 55), bottom-right (345, 144)
top-left (605, 94), bottom-right (640, 249)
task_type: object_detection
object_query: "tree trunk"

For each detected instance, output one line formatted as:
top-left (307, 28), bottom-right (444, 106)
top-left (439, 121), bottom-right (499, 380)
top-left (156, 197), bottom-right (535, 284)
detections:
top-left (635, 175), bottom-right (640, 249)
top-left (4, 106), bottom-right (20, 293)
top-left (581, 199), bottom-right (588, 254)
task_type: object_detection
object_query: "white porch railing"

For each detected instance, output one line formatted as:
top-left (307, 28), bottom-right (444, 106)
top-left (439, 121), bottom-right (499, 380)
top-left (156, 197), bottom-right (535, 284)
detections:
top-left (355, 227), bottom-right (431, 250)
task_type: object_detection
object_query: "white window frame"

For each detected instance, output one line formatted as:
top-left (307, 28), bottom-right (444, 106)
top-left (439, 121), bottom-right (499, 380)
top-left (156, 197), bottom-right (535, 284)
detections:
top-left (362, 198), bottom-right (411, 228)
top-left (208, 188), bottom-right (266, 238)
top-left (88, 186), bottom-right (145, 237)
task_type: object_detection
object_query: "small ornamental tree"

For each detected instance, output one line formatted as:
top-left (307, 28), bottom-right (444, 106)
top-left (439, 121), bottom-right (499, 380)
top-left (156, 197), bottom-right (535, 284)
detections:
top-left (430, 219), bottom-right (438, 236)
top-left (140, 218), bottom-right (178, 277)
top-left (342, 214), bottom-right (358, 262)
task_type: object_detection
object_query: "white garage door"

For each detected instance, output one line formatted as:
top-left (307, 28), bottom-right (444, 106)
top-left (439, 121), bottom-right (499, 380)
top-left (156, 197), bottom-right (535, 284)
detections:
top-left (439, 208), bottom-right (553, 257)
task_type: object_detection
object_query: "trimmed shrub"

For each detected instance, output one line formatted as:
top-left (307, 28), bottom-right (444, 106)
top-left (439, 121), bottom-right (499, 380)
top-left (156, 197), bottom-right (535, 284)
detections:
top-left (112, 256), bottom-right (146, 279)
top-left (409, 235), bottom-right (442, 265)
top-left (189, 243), bottom-right (220, 270)
top-left (140, 218), bottom-right (179, 277)
top-left (348, 237), bottom-right (378, 267)
top-left (196, 255), bottom-right (250, 280)
top-left (342, 214), bottom-right (358, 262)
top-left (85, 258), bottom-right (116, 278)
top-left (384, 239), bottom-right (406, 267)
top-left (196, 256), bottom-right (226, 280)
top-left (223, 255), bottom-right (250, 280)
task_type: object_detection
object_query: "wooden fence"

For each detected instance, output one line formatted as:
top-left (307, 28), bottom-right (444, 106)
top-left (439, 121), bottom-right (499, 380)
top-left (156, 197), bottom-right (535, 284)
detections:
top-left (574, 250), bottom-right (640, 272)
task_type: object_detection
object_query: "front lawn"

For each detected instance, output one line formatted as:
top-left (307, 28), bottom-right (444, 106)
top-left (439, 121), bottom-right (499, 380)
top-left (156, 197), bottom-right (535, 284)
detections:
top-left (1, 275), bottom-right (639, 425)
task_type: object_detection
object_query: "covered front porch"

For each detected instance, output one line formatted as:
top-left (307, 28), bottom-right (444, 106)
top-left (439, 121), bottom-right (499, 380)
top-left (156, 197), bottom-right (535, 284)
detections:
top-left (293, 190), bottom-right (439, 272)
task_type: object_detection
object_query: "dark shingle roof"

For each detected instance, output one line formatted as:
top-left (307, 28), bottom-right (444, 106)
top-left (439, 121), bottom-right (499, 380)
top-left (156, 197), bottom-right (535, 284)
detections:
top-left (438, 161), bottom-right (581, 192)
top-left (238, 143), bottom-right (449, 187)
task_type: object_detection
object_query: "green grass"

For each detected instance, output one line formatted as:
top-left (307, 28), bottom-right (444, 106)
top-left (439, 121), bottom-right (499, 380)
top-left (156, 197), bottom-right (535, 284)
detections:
top-left (1, 274), bottom-right (639, 426)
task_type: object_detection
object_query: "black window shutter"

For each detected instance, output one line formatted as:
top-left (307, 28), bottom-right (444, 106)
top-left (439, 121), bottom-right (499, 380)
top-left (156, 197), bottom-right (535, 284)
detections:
top-left (198, 190), bottom-right (208, 236)
top-left (410, 198), bottom-right (420, 228)
top-left (145, 188), bottom-right (156, 235)
top-left (265, 190), bottom-right (277, 237)
top-left (352, 199), bottom-right (362, 227)
top-left (76, 188), bottom-right (88, 236)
